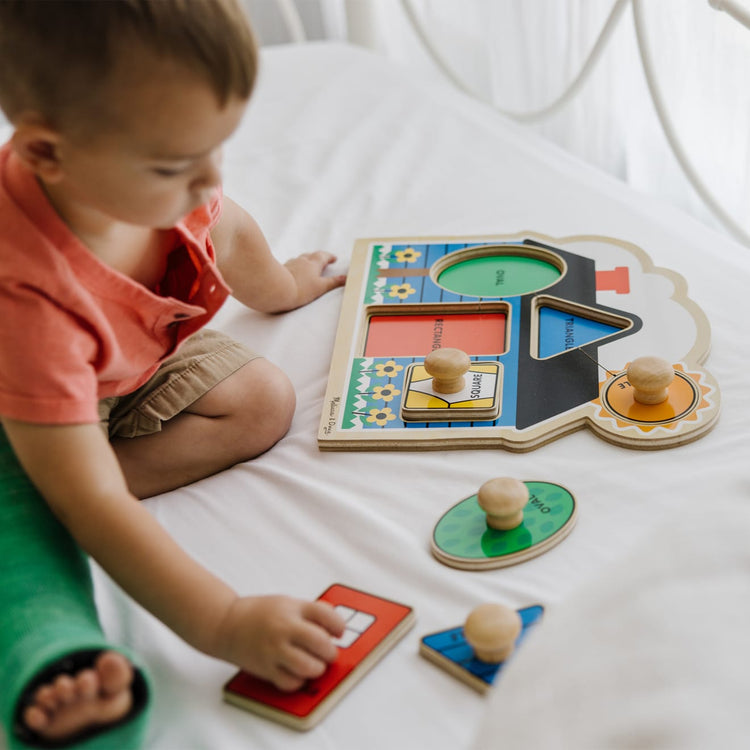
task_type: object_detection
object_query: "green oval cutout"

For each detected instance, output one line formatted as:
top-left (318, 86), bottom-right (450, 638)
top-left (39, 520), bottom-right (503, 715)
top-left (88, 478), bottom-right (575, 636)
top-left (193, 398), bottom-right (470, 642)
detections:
top-left (438, 255), bottom-right (561, 297)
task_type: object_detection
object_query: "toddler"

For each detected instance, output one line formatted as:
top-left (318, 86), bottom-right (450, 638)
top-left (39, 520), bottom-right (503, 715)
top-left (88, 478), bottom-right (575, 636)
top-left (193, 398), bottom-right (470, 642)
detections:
top-left (0, 1), bottom-right (347, 747)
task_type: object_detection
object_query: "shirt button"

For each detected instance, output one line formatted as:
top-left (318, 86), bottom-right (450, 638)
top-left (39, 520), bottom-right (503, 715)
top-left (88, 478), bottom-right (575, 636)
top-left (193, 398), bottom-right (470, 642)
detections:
top-left (208, 283), bottom-right (217, 294)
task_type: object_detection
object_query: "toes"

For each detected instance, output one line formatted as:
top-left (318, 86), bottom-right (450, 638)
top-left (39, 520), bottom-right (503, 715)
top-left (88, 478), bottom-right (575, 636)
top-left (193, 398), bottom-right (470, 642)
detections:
top-left (52, 674), bottom-right (77, 705)
top-left (74, 669), bottom-right (98, 701)
top-left (21, 652), bottom-right (136, 744)
top-left (95, 652), bottom-right (133, 697)
top-left (34, 684), bottom-right (61, 713)
top-left (22, 705), bottom-right (49, 732)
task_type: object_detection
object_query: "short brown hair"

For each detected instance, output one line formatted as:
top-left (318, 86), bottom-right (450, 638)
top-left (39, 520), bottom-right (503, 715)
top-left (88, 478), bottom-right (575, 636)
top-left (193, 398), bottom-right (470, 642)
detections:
top-left (0, 0), bottom-right (258, 130)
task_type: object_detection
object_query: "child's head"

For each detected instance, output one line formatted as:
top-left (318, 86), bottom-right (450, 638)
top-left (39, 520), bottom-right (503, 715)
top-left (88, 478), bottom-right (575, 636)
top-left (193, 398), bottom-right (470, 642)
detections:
top-left (0, 0), bottom-right (258, 139)
top-left (0, 0), bottom-right (259, 229)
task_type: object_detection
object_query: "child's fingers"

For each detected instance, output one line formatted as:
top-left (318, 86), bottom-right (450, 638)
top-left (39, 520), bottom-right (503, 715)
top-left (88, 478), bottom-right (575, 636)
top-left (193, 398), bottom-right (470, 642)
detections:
top-left (280, 644), bottom-right (330, 682)
top-left (271, 612), bottom-right (343, 689)
top-left (285, 601), bottom-right (348, 667)
top-left (290, 623), bottom-right (339, 667)
top-left (303, 600), bottom-right (347, 637)
top-left (303, 250), bottom-right (338, 269)
top-left (269, 667), bottom-right (306, 693)
top-left (319, 273), bottom-right (347, 293)
top-left (297, 250), bottom-right (344, 279)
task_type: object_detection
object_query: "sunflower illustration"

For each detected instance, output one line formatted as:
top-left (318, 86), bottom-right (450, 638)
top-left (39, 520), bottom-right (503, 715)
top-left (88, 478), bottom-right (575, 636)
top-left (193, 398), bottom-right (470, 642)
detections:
top-left (372, 385), bottom-right (401, 402)
top-left (374, 360), bottom-right (404, 378)
top-left (366, 407), bottom-right (397, 426)
top-left (388, 283), bottom-right (416, 300)
top-left (394, 247), bottom-right (422, 263)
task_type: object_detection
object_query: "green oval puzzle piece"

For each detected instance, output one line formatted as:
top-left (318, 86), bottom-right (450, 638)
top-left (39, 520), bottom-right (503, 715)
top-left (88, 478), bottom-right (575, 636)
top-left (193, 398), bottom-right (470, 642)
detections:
top-left (433, 481), bottom-right (576, 567)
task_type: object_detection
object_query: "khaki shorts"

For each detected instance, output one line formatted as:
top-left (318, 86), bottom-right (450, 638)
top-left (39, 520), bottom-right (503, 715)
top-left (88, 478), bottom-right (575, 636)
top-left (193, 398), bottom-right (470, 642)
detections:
top-left (98, 330), bottom-right (259, 439)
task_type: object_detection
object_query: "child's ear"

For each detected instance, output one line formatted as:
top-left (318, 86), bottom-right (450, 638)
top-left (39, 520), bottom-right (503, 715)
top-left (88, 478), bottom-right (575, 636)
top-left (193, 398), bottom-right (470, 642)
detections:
top-left (10, 115), bottom-right (65, 183)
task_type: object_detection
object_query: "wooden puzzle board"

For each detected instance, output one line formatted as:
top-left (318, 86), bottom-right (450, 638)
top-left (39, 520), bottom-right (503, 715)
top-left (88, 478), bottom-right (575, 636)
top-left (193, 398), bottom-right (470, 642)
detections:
top-left (318, 232), bottom-right (720, 451)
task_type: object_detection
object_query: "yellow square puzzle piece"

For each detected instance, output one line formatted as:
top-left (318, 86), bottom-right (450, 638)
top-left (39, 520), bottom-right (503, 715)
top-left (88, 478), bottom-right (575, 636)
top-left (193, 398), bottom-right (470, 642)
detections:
top-left (401, 361), bottom-right (502, 422)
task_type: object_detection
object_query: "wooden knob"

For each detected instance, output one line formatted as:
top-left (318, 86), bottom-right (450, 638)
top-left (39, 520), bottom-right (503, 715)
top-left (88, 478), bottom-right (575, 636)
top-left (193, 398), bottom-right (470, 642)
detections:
top-left (464, 603), bottom-right (522, 663)
top-left (477, 477), bottom-right (529, 531)
top-left (627, 356), bottom-right (675, 405)
top-left (424, 347), bottom-right (470, 394)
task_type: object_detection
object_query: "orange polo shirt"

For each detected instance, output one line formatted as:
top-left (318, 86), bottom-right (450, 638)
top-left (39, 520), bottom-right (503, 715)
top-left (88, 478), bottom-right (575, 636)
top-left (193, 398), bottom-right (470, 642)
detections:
top-left (0, 143), bottom-right (231, 425)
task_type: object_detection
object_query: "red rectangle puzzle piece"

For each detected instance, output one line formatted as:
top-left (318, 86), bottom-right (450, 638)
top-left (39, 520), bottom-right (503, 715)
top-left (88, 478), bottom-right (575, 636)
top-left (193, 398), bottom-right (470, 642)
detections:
top-left (223, 584), bottom-right (415, 730)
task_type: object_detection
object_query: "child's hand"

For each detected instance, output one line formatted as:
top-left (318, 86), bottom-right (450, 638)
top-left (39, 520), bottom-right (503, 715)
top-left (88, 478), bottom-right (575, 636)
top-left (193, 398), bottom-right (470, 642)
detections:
top-left (212, 199), bottom-right (346, 312)
top-left (284, 251), bottom-right (346, 308)
top-left (216, 595), bottom-right (346, 691)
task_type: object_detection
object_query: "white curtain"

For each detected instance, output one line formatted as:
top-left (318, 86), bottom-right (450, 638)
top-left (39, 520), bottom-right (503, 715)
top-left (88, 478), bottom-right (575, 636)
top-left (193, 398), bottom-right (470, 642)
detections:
top-left (332, 0), bottom-right (750, 245)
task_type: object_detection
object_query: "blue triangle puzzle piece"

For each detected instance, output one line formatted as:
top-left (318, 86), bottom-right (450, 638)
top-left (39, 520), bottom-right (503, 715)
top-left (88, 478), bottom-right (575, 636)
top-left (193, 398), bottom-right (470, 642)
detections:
top-left (420, 605), bottom-right (544, 687)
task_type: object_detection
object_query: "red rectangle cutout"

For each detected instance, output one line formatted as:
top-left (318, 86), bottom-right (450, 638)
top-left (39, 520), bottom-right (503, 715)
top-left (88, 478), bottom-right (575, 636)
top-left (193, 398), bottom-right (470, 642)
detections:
top-left (364, 312), bottom-right (506, 357)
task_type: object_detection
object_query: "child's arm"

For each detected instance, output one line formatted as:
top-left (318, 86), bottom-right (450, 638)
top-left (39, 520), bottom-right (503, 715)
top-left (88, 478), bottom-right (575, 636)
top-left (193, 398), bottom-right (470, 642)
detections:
top-left (210, 196), bottom-right (346, 313)
top-left (1, 418), bottom-right (345, 690)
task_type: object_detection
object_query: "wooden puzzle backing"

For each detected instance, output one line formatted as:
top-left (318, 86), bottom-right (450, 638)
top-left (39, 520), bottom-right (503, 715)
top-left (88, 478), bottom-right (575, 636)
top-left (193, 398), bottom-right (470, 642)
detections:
top-left (319, 232), bottom-right (720, 451)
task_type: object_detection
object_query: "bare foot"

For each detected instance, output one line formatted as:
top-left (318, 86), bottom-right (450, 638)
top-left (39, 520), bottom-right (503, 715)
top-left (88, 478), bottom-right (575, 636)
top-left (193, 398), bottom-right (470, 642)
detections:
top-left (22, 651), bottom-right (134, 742)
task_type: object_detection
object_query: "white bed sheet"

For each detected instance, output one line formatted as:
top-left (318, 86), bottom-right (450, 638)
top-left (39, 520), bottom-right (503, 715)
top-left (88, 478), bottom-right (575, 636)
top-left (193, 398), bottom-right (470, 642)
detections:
top-left (70, 42), bottom-right (749, 749)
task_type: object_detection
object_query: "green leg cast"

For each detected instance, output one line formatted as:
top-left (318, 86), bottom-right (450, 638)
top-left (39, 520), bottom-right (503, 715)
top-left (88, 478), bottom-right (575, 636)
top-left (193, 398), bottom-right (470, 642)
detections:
top-left (0, 427), bottom-right (152, 749)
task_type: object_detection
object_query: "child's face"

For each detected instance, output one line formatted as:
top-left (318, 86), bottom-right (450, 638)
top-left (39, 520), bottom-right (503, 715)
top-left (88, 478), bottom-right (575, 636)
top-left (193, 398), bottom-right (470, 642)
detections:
top-left (52, 56), bottom-right (248, 229)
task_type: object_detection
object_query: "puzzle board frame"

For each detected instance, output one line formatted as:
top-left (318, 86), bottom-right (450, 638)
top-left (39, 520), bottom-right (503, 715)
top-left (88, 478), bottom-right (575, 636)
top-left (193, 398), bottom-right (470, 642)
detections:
top-left (318, 232), bottom-right (720, 451)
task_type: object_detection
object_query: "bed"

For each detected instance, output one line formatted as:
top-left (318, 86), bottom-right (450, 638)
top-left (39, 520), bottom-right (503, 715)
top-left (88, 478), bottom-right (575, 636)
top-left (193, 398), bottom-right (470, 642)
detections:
top-left (40, 41), bottom-right (750, 748)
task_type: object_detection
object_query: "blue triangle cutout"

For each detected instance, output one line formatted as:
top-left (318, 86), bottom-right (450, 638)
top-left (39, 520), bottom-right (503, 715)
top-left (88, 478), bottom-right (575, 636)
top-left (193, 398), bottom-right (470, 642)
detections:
top-left (538, 306), bottom-right (625, 358)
